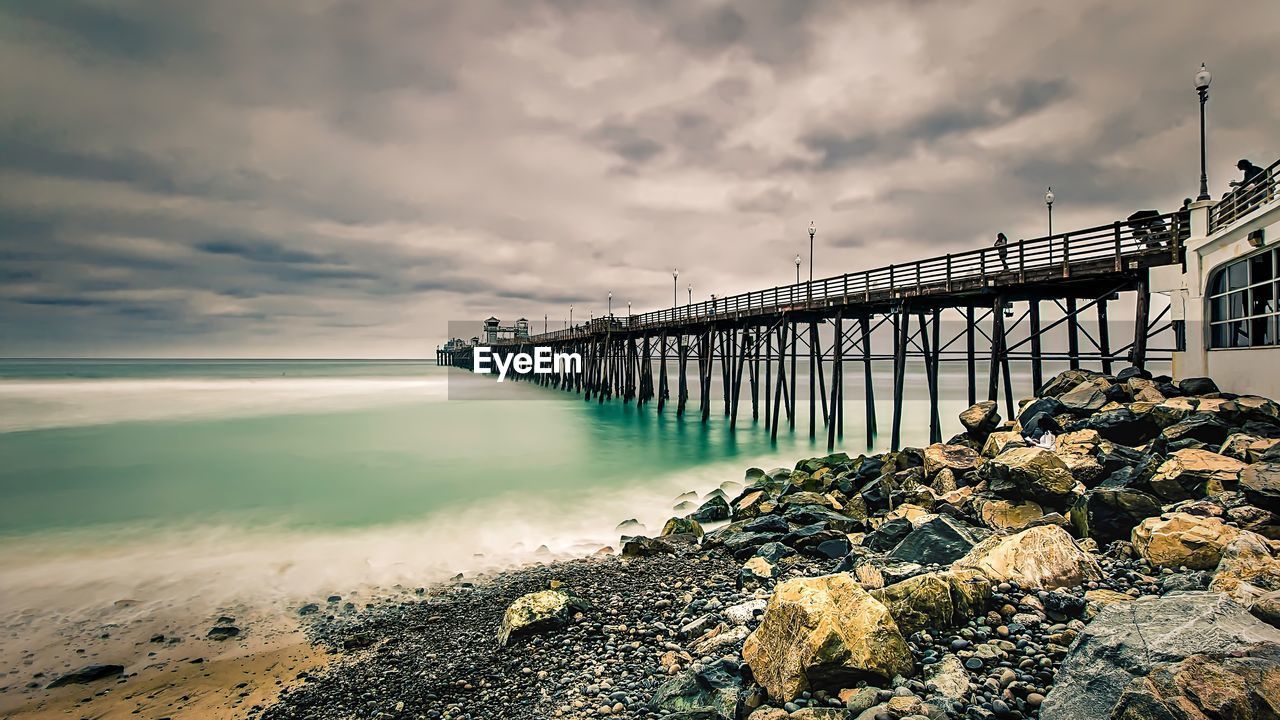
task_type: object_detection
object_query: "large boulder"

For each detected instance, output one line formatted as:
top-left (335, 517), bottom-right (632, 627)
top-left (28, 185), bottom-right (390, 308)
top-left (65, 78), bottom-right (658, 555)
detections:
top-left (1059, 379), bottom-right (1111, 414)
top-left (886, 515), bottom-right (981, 566)
top-left (1040, 592), bottom-right (1280, 720)
top-left (497, 589), bottom-right (590, 646)
top-left (1069, 487), bottom-right (1163, 545)
top-left (662, 516), bottom-right (706, 539)
top-left (1131, 512), bottom-right (1242, 569)
top-left (863, 517), bottom-right (913, 553)
top-left (979, 446), bottom-right (1078, 507)
top-left (622, 536), bottom-right (676, 557)
top-left (1042, 368), bottom-right (1110, 397)
top-left (1209, 531), bottom-right (1280, 605)
top-left (981, 430), bottom-right (1026, 458)
top-left (870, 572), bottom-right (954, 636)
top-left (1147, 448), bottom-right (1246, 502)
top-left (1110, 642), bottom-right (1280, 720)
top-left (954, 524), bottom-right (1101, 590)
top-left (1162, 413), bottom-right (1235, 446)
top-left (1222, 434), bottom-right (1280, 463)
top-left (1178, 377), bottom-right (1220, 396)
top-left (923, 443), bottom-right (982, 479)
top-left (741, 574), bottom-right (913, 702)
top-left (1081, 407), bottom-right (1162, 446)
top-left (974, 498), bottom-right (1045, 531)
top-left (870, 569), bottom-right (992, 636)
top-left (692, 495), bottom-right (731, 522)
top-left (1242, 462), bottom-right (1280, 513)
top-left (959, 401), bottom-right (1000, 436)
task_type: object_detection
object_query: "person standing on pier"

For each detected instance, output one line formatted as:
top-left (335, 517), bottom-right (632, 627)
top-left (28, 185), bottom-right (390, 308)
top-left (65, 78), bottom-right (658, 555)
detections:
top-left (995, 232), bottom-right (1009, 270)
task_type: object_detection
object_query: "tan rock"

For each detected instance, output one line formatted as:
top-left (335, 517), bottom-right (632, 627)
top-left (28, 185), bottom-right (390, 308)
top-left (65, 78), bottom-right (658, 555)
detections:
top-left (942, 568), bottom-right (993, 621)
top-left (1148, 448), bottom-right (1246, 502)
top-left (931, 468), bottom-right (958, 494)
top-left (871, 572), bottom-right (953, 636)
top-left (742, 574), bottom-right (912, 702)
top-left (1131, 512), bottom-right (1242, 569)
top-left (660, 516), bottom-right (704, 538)
top-left (954, 525), bottom-right (1102, 589)
top-left (924, 443), bottom-right (982, 479)
top-left (923, 654), bottom-right (969, 700)
top-left (981, 446), bottom-right (1078, 504)
top-left (747, 708), bottom-right (789, 720)
top-left (982, 430), bottom-right (1026, 458)
top-left (1128, 377), bottom-right (1167, 404)
top-left (1083, 588), bottom-right (1135, 619)
top-left (974, 498), bottom-right (1045, 531)
top-left (781, 491), bottom-right (838, 509)
top-left (959, 400), bottom-right (1000, 435)
top-left (1111, 644), bottom-right (1280, 720)
top-left (884, 503), bottom-right (931, 524)
top-left (1221, 433), bottom-right (1280, 463)
top-left (1055, 429), bottom-right (1102, 450)
top-left (497, 590), bottom-right (589, 646)
top-left (733, 490), bottom-right (767, 519)
top-left (1209, 531), bottom-right (1280, 604)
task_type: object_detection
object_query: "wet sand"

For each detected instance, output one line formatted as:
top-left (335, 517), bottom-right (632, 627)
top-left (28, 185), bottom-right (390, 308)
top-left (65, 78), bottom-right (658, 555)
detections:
top-left (1, 609), bottom-right (328, 719)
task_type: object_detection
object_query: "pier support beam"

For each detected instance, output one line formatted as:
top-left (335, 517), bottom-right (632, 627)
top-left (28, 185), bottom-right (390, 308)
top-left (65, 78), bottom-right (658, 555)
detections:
top-left (891, 304), bottom-right (910, 451)
top-left (1132, 276), bottom-right (1150, 371)
top-left (860, 315), bottom-right (877, 448)
top-left (1029, 300), bottom-right (1044, 395)
top-left (1097, 298), bottom-right (1112, 375)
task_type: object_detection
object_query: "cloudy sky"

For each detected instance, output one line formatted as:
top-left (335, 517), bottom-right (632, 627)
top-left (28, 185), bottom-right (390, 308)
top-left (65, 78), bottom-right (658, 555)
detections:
top-left (1, 0), bottom-right (1276, 357)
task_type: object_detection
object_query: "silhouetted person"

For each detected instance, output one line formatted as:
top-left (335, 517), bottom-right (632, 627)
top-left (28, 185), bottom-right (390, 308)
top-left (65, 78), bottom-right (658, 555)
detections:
top-left (1231, 159), bottom-right (1265, 189)
top-left (995, 232), bottom-right (1009, 270)
top-left (1175, 197), bottom-right (1192, 239)
top-left (1127, 209), bottom-right (1166, 248)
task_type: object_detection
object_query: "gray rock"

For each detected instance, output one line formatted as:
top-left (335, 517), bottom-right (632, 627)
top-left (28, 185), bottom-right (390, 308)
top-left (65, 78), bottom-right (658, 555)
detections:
top-left (886, 515), bottom-right (980, 566)
top-left (1178, 377), bottom-right (1219, 396)
top-left (649, 664), bottom-right (742, 719)
top-left (1039, 591), bottom-right (1280, 720)
top-left (692, 495), bottom-right (731, 522)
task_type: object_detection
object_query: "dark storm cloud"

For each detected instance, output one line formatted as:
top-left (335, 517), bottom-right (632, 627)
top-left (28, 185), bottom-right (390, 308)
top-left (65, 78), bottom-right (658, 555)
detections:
top-left (0, 0), bottom-right (1276, 356)
top-left (799, 78), bottom-right (1073, 171)
top-left (587, 121), bottom-right (665, 165)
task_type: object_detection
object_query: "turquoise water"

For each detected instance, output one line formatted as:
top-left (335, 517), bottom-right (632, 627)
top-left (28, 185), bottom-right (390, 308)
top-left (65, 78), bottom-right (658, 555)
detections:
top-left (0, 359), bottom-right (962, 538)
top-left (0, 357), bottom-right (1162, 668)
top-left (8, 358), bottom-right (1171, 623)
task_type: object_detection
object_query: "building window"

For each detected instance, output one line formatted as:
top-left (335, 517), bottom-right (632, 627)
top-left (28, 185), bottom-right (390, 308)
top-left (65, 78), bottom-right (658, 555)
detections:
top-left (1208, 247), bottom-right (1279, 348)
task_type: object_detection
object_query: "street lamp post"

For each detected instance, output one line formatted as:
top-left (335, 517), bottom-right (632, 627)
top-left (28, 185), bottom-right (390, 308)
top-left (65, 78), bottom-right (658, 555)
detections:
top-left (1046, 187), bottom-right (1055, 236)
top-left (1195, 63), bottom-right (1212, 201)
top-left (608, 291), bottom-right (612, 317)
top-left (794, 254), bottom-right (801, 285)
top-left (569, 304), bottom-right (573, 327)
top-left (687, 283), bottom-right (692, 306)
top-left (808, 220), bottom-right (815, 301)
top-left (672, 269), bottom-right (678, 308)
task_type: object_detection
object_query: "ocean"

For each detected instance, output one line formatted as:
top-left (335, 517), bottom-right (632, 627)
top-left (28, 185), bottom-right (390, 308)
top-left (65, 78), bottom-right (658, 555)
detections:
top-left (0, 356), bottom-right (1130, 686)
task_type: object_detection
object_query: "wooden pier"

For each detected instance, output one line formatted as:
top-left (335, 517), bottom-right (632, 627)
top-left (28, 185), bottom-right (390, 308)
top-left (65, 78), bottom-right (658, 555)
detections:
top-left (439, 212), bottom-right (1189, 451)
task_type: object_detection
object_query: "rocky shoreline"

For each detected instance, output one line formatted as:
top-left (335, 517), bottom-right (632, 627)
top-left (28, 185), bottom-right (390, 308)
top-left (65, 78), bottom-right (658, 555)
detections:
top-left (255, 366), bottom-right (1280, 720)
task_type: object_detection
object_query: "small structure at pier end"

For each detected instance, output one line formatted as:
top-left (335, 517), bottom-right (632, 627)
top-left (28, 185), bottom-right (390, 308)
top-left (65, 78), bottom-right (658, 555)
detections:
top-left (1152, 157), bottom-right (1280, 399)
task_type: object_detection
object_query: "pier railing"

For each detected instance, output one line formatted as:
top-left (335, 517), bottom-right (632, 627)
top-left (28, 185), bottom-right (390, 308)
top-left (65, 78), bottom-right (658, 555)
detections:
top-left (1211, 156), bottom-right (1280, 231)
top-left (525, 210), bottom-right (1188, 343)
